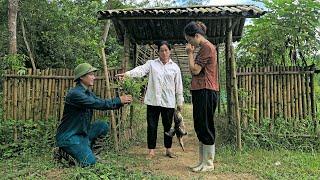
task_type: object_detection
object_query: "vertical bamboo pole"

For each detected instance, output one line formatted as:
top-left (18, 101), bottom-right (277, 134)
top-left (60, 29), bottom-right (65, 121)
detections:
top-left (129, 104), bottom-right (134, 137)
top-left (277, 66), bottom-right (281, 118)
top-left (263, 67), bottom-right (267, 119)
top-left (231, 44), bottom-right (241, 150)
top-left (270, 66), bottom-right (275, 128)
top-left (13, 70), bottom-right (18, 120)
top-left (247, 67), bottom-right (252, 124)
top-left (216, 46), bottom-right (221, 114)
top-left (270, 66), bottom-right (277, 120)
top-left (96, 70), bottom-right (102, 118)
top-left (119, 31), bottom-right (131, 146)
top-left (100, 71), bottom-right (106, 100)
top-left (51, 69), bottom-right (57, 121)
top-left (227, 18), bottom-right (241, 150)
top-left (255, 67), bottom-right (259, 123)
top-left (225, 22), bottom-right (233, 126)
top-left (35, 69), bottom-right (41, 120)
top-left (297, 67), bottom-right (303, 119)
top-left (244, 67), bottom-right (249, 128)
top-left (12, 70), bottom-right (18, 141)
top-left (270, 66), bottom-right (274, 119)
top-left (56, 69), bottom-right (61, 120)
top-left (294, 66), bottom-right (299, 120)
top-left (237, 69), bottom-right (241, 117)
top-left (22, 73), bottom-right (27, 120)
top-left (289, 66), bottom-right (295, 119)
top-left (45, 69), bottom-right (52, 120)
top-left (30, 69), bottom-right (35, 120)
top-left (241, 68), bottom-right (248, 128)
top-left (258, 67), bottom-right (263, 122)
top-left (16, 75), bottom-right (20, 120)
top-left (301, 70), bottom-right (307, 118)
top-left (59, 69), bottom-right (66, 120)
top-left (266, 66), bottom-right (270, 119)
top-left (310, 70), bottom-right (317, 133)
top-left (283, 66), bottom-right (288, 120)
top-left (19, 75), bottom-right (24, 120)
top-left (55, 69), bottom-right (60, 122)
top-left (16, 73), bottom-right (21, 120)
top-left (100, 19), bottom-right (118, 150)
top-left (38, 69), bottom-right (43, 120)
top-left (306, 69), bottom-right (312, 116)
top-left (278, 66), bottom-right (283, 118)
top-left (37, 69), bottom-right (42, 120)
top-left (6, 70), bottom-right (13, 134)
top-left (251, 67), bottom-right (256, 122)
top-left (274, 66), bottom-right (278, 118)
top-left (286, 67), bottom-right (291, 120)
top-left (3, 70), bottom-right (8, 121)
top-left (41, 69), bottom-right (48, 120)
top-left (7, 70), bottom-right (12, 120)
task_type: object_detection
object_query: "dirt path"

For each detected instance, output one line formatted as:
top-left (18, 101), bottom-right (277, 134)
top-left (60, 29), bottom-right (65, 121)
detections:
top-left (126, 105), bottom-right (257, 180)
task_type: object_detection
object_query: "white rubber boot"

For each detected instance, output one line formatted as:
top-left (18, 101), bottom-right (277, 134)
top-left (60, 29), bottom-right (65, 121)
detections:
top-left (200, 144), bottom-right (215, 172)
top-left (191, 142), bottom-right (204, 172)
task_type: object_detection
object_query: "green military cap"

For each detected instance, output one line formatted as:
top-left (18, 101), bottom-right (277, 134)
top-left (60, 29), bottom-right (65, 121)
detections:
top-left (74, 63), bottom-right (98, 81)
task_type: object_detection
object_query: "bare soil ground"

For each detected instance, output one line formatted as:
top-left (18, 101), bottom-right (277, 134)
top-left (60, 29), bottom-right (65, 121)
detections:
top-left (126, 105), bottom-right (258, 180)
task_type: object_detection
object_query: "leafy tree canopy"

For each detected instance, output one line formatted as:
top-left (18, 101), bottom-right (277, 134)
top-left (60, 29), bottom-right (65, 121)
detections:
top-left (237, 0), bottom-right (320, 67)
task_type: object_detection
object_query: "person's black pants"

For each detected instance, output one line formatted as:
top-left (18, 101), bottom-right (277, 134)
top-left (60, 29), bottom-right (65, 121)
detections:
top-left (147, 105), bottom-right (174, 149)
top-left (192, 89), bottom-right (218, 145)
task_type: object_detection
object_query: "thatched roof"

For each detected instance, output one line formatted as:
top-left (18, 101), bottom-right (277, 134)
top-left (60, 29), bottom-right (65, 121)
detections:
top-left (98, 5), bottom-right (266, 45)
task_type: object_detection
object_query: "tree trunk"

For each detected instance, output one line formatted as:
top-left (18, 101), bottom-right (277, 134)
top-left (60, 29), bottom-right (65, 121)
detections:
top-left (20, 16), bottom-right (36, 71)
top-left (8, 0), bottom-right (18, 54)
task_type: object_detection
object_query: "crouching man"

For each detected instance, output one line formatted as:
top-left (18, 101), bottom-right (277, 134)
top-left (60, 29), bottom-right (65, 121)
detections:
top-left (54, 63), bottom-right (132, 167)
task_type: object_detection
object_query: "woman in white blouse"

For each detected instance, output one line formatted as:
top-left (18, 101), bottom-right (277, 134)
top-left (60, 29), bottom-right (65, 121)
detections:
top-left (116, 41), bottom-right (184, 159)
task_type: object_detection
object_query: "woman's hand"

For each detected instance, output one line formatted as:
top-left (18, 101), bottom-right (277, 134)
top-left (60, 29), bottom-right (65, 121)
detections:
top-left (115, 73), bottom-right (126, 81)
top-left (185, 43), bottom-right (195, 54)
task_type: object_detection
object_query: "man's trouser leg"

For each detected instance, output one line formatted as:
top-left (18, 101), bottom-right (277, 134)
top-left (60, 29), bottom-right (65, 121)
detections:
top-left (61, 137), bottom-right (96, 167)
top-left (88, 121), bottom-right (109, 143)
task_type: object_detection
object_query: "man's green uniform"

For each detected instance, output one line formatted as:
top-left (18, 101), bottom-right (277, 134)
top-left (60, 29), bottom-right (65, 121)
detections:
top-left (55, 63), bottom-right (122, 166)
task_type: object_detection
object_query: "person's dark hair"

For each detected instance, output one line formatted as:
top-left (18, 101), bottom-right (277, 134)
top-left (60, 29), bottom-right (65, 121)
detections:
top-left (157, 41), bottom-right (171, 51)
top-left (184, 21), bottom-right (207, 37)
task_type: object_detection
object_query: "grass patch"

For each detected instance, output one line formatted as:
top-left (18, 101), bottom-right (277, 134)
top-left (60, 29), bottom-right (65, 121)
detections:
top-left (0, 148), bottom-right (171, 179)
top-left (0, 104), bottom-right (319, 179)
top-left (217, 146), bottom-right (320, 179)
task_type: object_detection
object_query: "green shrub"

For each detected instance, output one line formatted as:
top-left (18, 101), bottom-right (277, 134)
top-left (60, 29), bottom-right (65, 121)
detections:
top-left (0, 118), bottom-right (57, 159)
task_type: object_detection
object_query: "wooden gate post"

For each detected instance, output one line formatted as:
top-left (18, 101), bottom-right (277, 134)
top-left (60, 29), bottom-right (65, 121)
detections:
top-left (226, 18), bottom-right (242, 150)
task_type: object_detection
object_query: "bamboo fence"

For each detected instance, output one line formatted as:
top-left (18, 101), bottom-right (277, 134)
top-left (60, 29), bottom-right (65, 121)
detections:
top-left (2, 66), bottom-right (318, 144)
top-left (237, 66), bottom-right (317, 131)
top-left (2, 68), bottom-right (142, 146)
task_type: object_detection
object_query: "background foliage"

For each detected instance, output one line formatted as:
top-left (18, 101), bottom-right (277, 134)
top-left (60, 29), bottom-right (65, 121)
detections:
top-left (236, 0), bottom-right (319, 67)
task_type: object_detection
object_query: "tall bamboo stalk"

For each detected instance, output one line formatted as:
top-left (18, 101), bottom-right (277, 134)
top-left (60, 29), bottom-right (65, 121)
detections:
top-left (3, 70), bottom-right (8, 120)
top-left (100, 19), bottom-right (118, 150)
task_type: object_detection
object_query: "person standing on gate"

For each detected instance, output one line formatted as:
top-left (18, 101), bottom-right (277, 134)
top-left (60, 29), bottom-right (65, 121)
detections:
top-left (184, 21), bottom-right (219, 172)
top-left (116, 41), bottom-right (184, 159)
top-left (54, 63), bottom-right (132, 167)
